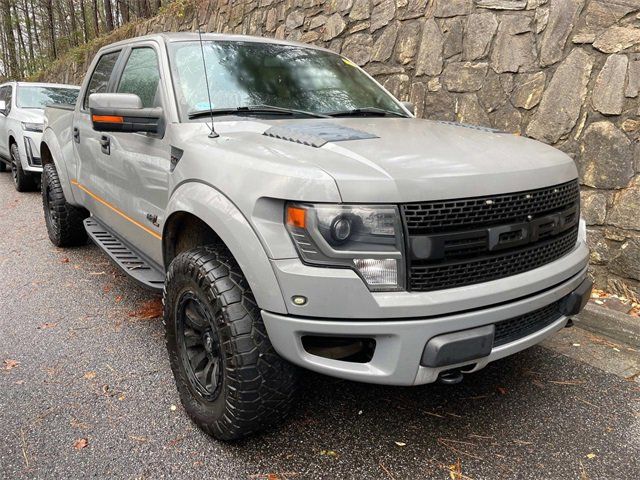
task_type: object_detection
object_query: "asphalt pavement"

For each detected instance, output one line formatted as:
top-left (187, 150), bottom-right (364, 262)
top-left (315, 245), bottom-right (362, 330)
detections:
top-left (0, 172), bottom-right (638, 480)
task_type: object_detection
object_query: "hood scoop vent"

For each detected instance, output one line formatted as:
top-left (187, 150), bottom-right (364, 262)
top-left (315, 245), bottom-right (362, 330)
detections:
top-left (264, 123), bottom-right (378, 148)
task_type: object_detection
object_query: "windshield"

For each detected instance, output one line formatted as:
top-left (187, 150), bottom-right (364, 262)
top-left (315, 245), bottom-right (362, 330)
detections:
top-left (16, 86), bottom-right (79, 109)
top-left (168, 41), bottom-right (406, 119)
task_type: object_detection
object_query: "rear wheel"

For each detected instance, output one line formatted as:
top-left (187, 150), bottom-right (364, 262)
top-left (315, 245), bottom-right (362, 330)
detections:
top-left (11, 143), bottom-right (36, 192)
top-left (42, 163), bottom-right (88, 247)
top-left (164, 246), bottom-right (298, 441)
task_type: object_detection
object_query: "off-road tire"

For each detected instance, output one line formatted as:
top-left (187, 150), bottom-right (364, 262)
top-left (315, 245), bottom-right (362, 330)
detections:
top-left (42, 163), bottom-right (88, 247)
top-left (164, 246), bottom-right (298, 441)
top-left (11, 143), bottom-right (36, 192)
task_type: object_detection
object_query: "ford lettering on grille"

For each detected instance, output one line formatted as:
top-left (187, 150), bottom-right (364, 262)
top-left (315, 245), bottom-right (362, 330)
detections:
top-left (409, 204), bottom-right (578, 261)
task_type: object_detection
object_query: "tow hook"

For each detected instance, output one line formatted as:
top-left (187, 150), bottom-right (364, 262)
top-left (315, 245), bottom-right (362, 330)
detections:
top-left (437, 369), bottom-right (464, 385)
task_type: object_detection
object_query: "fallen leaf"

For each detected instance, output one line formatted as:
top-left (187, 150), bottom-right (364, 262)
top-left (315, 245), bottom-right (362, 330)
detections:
top-left (61, 257), bottom-right (70, 263)
top-left (586, 453), bottom-right (596, 459)
top-left (114, 295), bottom-right (123, 303)
top-left (128, 298), bottom-right (163, 319)
top-left (497, 386), bottom-right (508, 395)
top-left (73, 438), bottom-right (88, 450)
top-left (83, 371), bottom-right (96, 380)
top-left (449, 458), bottom-right (463, 480)
top-left (103, 286), bottom-right (112, 293)
top-left (394, 441), bottom-right (407, 447)
top-left (38, 322), bottom-right (58, 330)
top-left (319, 450), bottom-right (338, 457)
top-left (1, 359), bottom-right (19, 371)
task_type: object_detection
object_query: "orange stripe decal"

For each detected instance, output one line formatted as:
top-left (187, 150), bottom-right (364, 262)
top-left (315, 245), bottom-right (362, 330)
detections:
top-left (71, 179), bottom-right (162, 240)
top-left (92, 114), bottom-right (124, 123)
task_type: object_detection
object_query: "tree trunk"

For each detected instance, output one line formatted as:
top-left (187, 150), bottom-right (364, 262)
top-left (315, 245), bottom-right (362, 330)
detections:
top-left (45, 0), bottom-right (56, 59)
top-left (92, 0), bottom-right (99, 37)
top-left (0, 0), bottom-right (19, 79)
top-left (104, 0), bottom-right (114, 32)
top-left (80, 0), bottom-right (89, 42)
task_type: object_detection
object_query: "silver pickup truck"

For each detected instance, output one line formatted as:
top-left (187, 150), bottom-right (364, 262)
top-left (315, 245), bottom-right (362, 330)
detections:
top-left (41, 32), bottom-right (592, 440)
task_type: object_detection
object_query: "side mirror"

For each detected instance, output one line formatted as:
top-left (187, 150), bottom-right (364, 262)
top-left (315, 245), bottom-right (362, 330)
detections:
top-left (89, 93), bottom-right (163, 135)
top-left (0, 100), bottom-right (6, 115)
top-left (402, 101), bottom-right (415, 116)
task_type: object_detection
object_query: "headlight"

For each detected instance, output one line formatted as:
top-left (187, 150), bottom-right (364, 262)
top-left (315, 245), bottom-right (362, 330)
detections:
top-left (285, 203), bottom-right (405, 291)
top-left (21, 122), bottom-right (44, 132)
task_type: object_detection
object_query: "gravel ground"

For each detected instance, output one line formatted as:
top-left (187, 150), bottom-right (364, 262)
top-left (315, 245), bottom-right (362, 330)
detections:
top-left (0, 172), bottom-right (639, 480)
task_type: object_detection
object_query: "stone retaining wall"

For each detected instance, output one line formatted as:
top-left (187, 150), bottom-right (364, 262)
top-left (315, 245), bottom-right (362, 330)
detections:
top-left (39, 0), bottom-right (640, 299)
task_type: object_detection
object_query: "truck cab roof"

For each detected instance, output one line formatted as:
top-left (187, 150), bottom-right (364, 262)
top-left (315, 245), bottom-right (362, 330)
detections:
top-left (99, 32), bottom-right (335, 54)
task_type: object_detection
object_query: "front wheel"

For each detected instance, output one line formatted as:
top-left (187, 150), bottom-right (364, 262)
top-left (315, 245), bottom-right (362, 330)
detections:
top-left (11, 143), bottom-right (36, 192)
top-left (164, 246), bottom-right (298, 441)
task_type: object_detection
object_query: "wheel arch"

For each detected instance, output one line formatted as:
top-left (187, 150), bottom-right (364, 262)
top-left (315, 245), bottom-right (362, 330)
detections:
top-left (163, 182), bottom-right (287, 314)
top-left (39, 131), bottom-right (78, 204)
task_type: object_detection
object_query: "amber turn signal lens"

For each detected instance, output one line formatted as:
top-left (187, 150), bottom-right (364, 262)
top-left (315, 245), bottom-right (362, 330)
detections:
top-left (286, 206), bottom-right (306, 228)
top-left (92, 115), bottom-right (124, 124)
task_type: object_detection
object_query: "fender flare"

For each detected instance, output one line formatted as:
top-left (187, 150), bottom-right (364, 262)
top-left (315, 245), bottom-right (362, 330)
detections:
top-left (41, 128), bottom-right (78, 204)
top-left (164, 181), bottom-right (287, 314)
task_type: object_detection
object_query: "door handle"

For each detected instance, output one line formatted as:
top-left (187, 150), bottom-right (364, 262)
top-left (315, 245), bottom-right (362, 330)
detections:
top-left (73, 127), bottom-right (80, 143)
top-left (100, 135), bottom-right (110, 155)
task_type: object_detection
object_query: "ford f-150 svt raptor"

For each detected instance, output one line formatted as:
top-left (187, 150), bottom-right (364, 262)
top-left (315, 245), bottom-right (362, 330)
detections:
top-left (40, 33), bottom-right (592, 440)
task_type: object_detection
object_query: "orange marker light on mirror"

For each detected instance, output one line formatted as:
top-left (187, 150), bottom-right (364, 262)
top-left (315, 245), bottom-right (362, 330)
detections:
top-left (92, 114), bottom-right (124, 124)
top-left (286, 206), bottom-right (306, 228)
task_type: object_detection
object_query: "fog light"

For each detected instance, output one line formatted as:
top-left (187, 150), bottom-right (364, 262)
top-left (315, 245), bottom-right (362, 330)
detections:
top-left (292, 295), bottom-right (307, 306)
top-left (353, 258), bottom-right (398, 288)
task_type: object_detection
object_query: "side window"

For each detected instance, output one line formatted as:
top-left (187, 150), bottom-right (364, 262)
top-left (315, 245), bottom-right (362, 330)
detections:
top-left (0, 86), bottom-right (13, 114)
top-left (117, 48), bottom-right (161, 108)
top-left (83, 51), bottom-right (121, 110)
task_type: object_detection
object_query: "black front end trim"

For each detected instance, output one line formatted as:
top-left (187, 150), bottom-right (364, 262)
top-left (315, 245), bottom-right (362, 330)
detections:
top-left (420, 278), bottom-right (591, 368)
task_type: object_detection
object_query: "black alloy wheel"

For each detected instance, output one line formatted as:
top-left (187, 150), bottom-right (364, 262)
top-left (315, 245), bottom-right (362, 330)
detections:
top-left (177, 292), bottom-right (223, 401)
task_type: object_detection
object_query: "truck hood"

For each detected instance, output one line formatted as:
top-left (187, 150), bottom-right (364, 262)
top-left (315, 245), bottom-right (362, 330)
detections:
top-left (182, 117), bottom-right (578, 203)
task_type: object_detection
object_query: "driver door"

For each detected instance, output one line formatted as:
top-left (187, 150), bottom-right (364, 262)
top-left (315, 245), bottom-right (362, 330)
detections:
top-left (105, 43), bottom-right (170, 266)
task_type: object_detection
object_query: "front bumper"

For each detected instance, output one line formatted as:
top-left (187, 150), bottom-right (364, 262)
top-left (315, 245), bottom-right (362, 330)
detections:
top-left (262, 268), bottom-right (590, 386)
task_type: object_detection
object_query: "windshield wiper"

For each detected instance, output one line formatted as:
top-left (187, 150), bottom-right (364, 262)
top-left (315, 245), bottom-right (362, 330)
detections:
top-left (326, 107), bottom-right (408, 118)
top-left (188, 104), bottom-right (329, 119)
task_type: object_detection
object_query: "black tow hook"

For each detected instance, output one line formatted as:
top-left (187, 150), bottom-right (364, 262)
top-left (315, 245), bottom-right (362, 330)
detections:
top-left (437, 369), bottom-right (464, 385)
top-left (565, 318), bottom-right (574, 328)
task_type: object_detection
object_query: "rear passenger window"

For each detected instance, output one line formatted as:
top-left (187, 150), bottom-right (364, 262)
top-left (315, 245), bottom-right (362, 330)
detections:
top-left (117, 48), bottom-right (161, 108)
top-left (83, 51), bottom-right (120, 110)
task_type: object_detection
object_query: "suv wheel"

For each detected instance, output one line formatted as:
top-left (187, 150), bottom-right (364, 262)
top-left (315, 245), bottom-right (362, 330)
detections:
top-left (164, 246), bottom-right (298, 441)
top-left (42, 163), bottom-right (88, 247)
top-left (11, 143), bottom-right (36, 192)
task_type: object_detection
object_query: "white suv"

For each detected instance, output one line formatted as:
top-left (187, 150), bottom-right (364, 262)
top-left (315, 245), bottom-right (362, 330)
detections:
top-left (0, 82), bottom-right (79, 191)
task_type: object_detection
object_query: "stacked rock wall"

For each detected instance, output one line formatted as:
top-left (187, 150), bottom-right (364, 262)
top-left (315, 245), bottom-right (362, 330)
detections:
top-left (39, 0), bottom-right (640, 299)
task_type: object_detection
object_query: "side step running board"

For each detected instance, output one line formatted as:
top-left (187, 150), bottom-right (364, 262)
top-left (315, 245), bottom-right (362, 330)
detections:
top-left (84, 217), bottom-right (165, 292)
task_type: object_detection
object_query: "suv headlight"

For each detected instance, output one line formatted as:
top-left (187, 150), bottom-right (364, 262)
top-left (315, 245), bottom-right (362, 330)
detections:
top-left (285, 203), bottom-right (405, 291)
top-left (21, 122), bottom-right (44, 132)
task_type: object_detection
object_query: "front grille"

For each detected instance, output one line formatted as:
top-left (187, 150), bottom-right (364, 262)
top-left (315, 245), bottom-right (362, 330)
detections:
top-left (408, 227), bottom-right (578, 291)
top-left (403, 180), bottom-right (580, 292)
top-left (403, 180), bottom-right (580, 235)
top-left (493, 301), bottom-right (563, 347)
